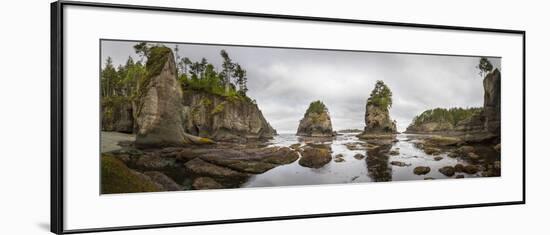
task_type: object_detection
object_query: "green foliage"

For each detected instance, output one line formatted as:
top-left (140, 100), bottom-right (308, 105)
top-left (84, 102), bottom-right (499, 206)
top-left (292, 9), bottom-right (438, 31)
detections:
top-left (178, 52), bottom-right (249, 101)
top-left (305, 100), bottom-right (327, 115)
top-left (102, 43), bottom-right (252, 105)
top-left (367, 80), bottom-right (393, 109)
top-left (477, 57), bottom-right (494, 78)
top-left (101, 154), bottom-right (161, 194)
top-left (211, 102), bottom-right (226, 115)
top-left (412, 107), bottom-right (483, 126)
top-left (133, 42), bottom-right (151, 60)
top-left (101, 56), bottom-right (145, 99)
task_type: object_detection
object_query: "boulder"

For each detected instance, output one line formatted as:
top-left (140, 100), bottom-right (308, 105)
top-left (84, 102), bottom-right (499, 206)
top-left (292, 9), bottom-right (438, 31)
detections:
top-left (296, 101), bottom-right (335, 137)
top-left (413, 166), bottom-right (431, 175)
top-left (144, 171), bottom-right (182, 191)
top-left (458, 146), bottom-right (475, 155)
top-left (424, 147), bottom-right (441, 155)
top-left (390, 161), bottom-right (410, 167)
top-left (100, 154), bottom-right (161, 194)
top-left (463, 165), bottom-right (479, 174)
top-left (192, 177), bottom-right (223, 190)
top-left (353, 153), bottom-right (366, 160)
top-left (298, 146), bottom-right (332, 168)
top-left (438, 166), bottom-right (456, 177)
top-left (454, 164), bottom-right (465, 173)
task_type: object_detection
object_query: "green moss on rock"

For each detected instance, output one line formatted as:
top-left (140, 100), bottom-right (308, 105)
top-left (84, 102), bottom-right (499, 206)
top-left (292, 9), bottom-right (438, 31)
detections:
top-left (101, 154), bottom-right (161, 194)
top-left (136, 46), bottom-right (173, 103)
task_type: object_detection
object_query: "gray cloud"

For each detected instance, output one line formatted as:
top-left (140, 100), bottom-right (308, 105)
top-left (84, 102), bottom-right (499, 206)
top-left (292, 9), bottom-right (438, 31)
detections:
top-left (101, 40), bottom-right (501, 133)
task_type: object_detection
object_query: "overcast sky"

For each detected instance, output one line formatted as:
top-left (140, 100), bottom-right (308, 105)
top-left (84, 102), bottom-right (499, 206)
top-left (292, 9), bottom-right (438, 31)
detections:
top-left (101, 40), bottom-right (501, 133)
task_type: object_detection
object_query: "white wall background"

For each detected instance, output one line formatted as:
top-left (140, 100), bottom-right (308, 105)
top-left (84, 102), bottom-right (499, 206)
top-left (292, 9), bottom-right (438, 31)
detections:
top-left (0, 0), bottom-right (545, 234)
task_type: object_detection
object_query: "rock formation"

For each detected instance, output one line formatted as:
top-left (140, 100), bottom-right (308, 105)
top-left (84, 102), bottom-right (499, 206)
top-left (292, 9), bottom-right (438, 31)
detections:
top-left (363, 103), bottom-right (397, 133)
top-left (482, 68), bottom-right (501, 135)
top-left (406, 69), bottom-right (501, 143)
top-left (358, 81), bottom-right (397, 139)
top-left (134, 46), bottom-right (207, 147)
top-left (101, 97), bottom-right (134, 133)
top-left (296, 101), bottom-right (335, 137)
top-left (102, 47), bottom-right (276, 144)
top-left (181, 91), bottom-right (276, 142)
top-left (405, 108), bottom-right (483, 134)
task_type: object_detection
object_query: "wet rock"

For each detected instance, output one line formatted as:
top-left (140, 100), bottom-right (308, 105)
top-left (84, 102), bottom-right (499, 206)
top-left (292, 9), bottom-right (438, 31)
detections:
top-left (184, 158), bottom-right (249, 179)
top-left (434, 156), bottom-right (443, 161)
top-left (455, 174), bottom-right (465, 179)
top-left (390, 161), bottom-right (410, 167)
top-left (199, 147), bottom-right (299, 174)
top-left (192, 177), bottom-right (222, 190)
top-left (454, 164), bottom-right (464, 173)
top-left (413, 166), bottom-right (431, 175)
top-left (438, 166), bottom-right (456, 177)
top-left (458, 146), bottom-right (475, 155)
top-left (424, 147), bottom-right (441, 155)
top-left (289, 143), bottom-right (301, 150)
top-left (299, 147), bottom-right (332, 168)
top-left (334, 155), bottom-right (345, 163)
top-left (424, 177), bottom-right (435, 180)
top-left (447, 152), bottom-right (459, 158)
top-left (144, 171), bottom-right (182, 191)
top-left (344, 142), bottom-right (379, 151)
top-left (353, 153), bottom-right (366, 160)
top-left (247, 147), bottom-right (300, 165)
top-left (135, 154), bottom-right (176, 169)
top-left (389, 150), bottom-right (400, 155)
top-left (467, 152), bottom-right (482, 161)
top-left (463, 165), bottom-right (479, 174)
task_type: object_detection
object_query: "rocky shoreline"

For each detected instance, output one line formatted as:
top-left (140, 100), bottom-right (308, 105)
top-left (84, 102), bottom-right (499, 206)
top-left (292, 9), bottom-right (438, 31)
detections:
top-left (100, 46), bottom-right (502, 193)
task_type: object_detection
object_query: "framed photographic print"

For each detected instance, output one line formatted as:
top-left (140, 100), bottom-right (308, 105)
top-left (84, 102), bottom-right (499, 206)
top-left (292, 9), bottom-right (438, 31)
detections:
top-left (51, 0), bottom-right (525, 234)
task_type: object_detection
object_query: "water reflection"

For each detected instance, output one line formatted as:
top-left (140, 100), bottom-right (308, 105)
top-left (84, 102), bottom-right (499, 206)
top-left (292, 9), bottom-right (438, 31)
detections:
top-left (365, 144), bottom-right (392, 182)
top-left (242, 132), bottom-right (499, 188)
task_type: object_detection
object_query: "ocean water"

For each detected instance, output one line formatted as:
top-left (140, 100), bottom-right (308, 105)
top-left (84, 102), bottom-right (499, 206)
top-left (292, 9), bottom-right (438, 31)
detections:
top-left (243, 132), bottom-right (484, 188)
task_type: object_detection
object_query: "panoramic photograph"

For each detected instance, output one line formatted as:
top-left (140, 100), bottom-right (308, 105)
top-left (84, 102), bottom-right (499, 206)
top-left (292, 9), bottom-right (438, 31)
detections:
top-left (100, 40), bottom-right (501, 194)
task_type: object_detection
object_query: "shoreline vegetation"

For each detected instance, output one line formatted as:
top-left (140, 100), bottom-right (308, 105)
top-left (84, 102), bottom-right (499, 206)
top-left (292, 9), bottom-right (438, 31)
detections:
top-left (100, 43), bottom-right (501, 194)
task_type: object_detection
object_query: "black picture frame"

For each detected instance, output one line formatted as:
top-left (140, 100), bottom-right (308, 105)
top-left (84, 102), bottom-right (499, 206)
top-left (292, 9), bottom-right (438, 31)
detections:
top-left (51, 1), bottom-right (526, 234)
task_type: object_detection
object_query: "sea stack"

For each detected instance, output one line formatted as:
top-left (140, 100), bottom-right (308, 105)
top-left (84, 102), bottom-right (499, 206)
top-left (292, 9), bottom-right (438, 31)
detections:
top-left (358, 80), bottom-right (397, 139)
top-left (296, 101), bottom-right (335, 137)
top-left (134, 46), bottom-right (188, 147)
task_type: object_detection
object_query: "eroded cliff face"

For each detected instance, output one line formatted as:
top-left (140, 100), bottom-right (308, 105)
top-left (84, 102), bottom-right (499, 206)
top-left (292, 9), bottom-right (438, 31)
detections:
top-left (181, 91), bottom-right (276, 142)
top-left (363, 104), bottom-right (397, 134)
top-left (101, 97), bottom-right (135, 133)
top-left (405, 121), bottom-right (454, 133)
top-left (134, 47), bottom-right (189, 147)
top-left (296, 101), bottom-right (334, 137)
top-left (483, 69), bottom-right (501, 135)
